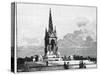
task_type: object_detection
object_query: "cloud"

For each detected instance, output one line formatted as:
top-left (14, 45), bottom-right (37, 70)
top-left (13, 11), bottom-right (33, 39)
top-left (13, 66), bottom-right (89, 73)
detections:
top-left (57, 18), bottom-right (97, 56)
top-left (74, 17), bottom-right (96, 41)
top-left (57, 29), bottom-right (97, 57)
top-left (76, 17), bottom-right (89, 27)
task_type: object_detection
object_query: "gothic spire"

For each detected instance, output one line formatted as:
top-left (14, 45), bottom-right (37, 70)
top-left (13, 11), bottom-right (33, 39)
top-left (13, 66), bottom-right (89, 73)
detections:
top-left (54, 26), bottom-right (56, 33)
top-left (49, 8), bottom-right (53, 32)
top-left (45, 28), bottom-right (47, 38)
top-left (54, 26), bottom-right (57, 37)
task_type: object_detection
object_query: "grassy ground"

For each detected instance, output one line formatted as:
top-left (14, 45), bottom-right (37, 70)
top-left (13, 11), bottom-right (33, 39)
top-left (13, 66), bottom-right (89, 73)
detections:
top-left (17, 61), bottom-right (97, 72)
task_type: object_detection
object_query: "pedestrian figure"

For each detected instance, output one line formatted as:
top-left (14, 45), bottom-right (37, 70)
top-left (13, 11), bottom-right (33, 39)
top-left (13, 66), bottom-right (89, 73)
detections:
top-left (64, 62), bottom-right (69, 69)
top-left (79, 60), bottom-right (84, 68)
top-left (79, 60), bottom-right (86, 69)
top-left (46, 61), bottom-right (48, 66)
top-left (24, 61), bottom-right (29, 72)
top-left (83, 63), bottom-right (86, 68)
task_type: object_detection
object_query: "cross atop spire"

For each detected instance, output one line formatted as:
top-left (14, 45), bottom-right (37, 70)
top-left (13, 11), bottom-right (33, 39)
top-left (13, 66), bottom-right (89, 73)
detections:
top-left (49, 8), bottom-right (53, 32)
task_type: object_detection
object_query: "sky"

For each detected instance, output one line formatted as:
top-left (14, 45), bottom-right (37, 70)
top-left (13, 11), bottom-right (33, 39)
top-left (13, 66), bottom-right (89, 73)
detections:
top-left (16, 3), bottom-right (96, 47)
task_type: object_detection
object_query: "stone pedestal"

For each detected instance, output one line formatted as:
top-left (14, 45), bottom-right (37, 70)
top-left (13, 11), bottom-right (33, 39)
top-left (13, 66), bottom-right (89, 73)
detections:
top-left (44, 51), bottom-right (61, 61)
